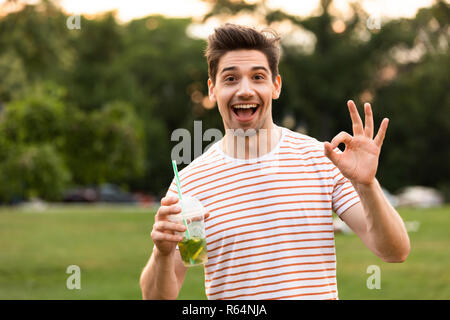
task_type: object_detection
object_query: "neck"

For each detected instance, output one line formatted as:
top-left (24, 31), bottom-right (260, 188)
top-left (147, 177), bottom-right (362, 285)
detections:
top-left (221, 124), bottom-right (282, 160)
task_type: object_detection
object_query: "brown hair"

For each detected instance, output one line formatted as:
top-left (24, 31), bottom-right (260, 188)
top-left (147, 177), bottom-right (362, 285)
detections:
top-left (205, 23), bottom-right (281, 84)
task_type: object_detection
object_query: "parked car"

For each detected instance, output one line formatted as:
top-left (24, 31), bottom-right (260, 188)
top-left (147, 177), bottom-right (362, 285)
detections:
top-left (97, 184), bottom-right (137, 203)
top-left (63, 184), bottom-right (137, 203)
top-left (62, 186), bottom-right (97, 203)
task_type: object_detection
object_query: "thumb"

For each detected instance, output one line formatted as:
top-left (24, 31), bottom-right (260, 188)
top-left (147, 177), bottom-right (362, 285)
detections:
top-left (324, 141), bottom-right (340, 166)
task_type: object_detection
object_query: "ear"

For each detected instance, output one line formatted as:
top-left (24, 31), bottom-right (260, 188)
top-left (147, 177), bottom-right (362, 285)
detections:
top-left (208, 78), bottom-right (217, 103)
top-left (272, 74), bottom-right (282, 100)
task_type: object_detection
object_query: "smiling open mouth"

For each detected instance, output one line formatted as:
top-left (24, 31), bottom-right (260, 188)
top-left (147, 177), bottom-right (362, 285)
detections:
top-left (231, 103), bottom-right (260, 121)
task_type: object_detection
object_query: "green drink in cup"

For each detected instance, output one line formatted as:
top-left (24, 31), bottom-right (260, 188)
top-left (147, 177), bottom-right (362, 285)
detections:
top-left (170, 196), bottom-right (208, 266)
top-left (171, 160), bottom-right (208, 267)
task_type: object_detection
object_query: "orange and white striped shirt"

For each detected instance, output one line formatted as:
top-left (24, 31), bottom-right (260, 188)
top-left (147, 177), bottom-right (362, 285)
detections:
top-left (167, 126), bottom-right (360, 300)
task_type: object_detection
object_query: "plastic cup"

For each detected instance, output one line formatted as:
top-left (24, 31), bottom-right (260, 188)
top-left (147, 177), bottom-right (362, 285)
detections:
top-left (169, 196), bottom-right (208, 267)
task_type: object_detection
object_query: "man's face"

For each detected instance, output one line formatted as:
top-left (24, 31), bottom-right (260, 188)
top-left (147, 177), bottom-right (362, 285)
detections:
top-left (208, 50), bottom-right (281, 133)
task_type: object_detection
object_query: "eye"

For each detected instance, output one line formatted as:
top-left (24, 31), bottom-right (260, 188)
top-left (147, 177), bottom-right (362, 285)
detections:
top-left (224, 75), bottom-right (236, 82)
top-left (254, 74), bottom-right (265, 80)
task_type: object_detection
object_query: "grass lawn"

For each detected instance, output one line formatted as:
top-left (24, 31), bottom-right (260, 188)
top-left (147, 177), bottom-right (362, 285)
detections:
top-left (0, 204), bottom-right (448, 299)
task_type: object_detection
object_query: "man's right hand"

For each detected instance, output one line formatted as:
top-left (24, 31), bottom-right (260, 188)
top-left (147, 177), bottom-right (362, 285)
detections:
top-left (151, 196), bottom-right (186, 256)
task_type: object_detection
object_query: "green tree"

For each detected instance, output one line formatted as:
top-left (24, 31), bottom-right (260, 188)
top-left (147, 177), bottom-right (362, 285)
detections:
top-left (1, 83), bottom-right (67, 147)
top-left (62, 101), bottom-right (145, 186)
top-left (66, 11), bottom-right (127, 111)
top-left (0, 144), bottom-right (71, 202)
top-left (0, 1), bottom-right (74, 86)
top-left (0, 50), bottom-right (27, 103)
top-left (0, 83), bottom-right (70, 201)
top-left (119, 16), bottom-right (211, 194)
top-left (374, 52), bottom-right (450, 193)
top-left (0, 82), bottom-right (145, 200)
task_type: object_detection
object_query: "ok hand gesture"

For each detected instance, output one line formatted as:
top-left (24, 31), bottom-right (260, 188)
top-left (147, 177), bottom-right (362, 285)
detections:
top-left (324, 100), bottom-right (389, 186)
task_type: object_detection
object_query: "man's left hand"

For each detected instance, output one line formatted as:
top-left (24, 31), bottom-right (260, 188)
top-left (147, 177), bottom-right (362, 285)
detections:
top-left (324, 100), bottom-right (389, 186)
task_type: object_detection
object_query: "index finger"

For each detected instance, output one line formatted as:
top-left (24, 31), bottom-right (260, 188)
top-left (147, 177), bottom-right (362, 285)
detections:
top-left (161, 195), bottom-right (179, 206)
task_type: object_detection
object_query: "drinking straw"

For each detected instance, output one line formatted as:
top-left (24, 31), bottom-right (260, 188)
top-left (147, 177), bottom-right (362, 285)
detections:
top-left (172, 160), bottom-right (194, 265)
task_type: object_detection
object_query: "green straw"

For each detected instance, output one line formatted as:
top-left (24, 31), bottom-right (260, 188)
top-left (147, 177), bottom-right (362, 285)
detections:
top-left (172, 160), bottom-right (194, 265)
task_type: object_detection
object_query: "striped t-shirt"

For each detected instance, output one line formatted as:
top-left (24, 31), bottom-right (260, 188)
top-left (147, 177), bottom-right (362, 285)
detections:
top-left (167, 126), bottom-right (360, 300)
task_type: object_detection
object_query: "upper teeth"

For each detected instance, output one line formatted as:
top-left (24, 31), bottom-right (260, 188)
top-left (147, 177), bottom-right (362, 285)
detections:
top-left (233, 104), bottom-right (257, 109)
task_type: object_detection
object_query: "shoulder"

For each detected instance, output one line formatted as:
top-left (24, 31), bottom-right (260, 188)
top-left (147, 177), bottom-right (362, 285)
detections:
top-left (177, 141), bottom-right (222, 176)
top-left (167, 141), bottom-right (224, 197)
top-left (283, 128), bottom-right (322, 146)
top-left (281, 127), bottom-right (327, 153)
top-left (279, 127), bottom-right (337, 172)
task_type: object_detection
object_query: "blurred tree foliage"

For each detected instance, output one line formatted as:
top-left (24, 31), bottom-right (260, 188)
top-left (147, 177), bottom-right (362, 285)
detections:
top-left (62, 100), bottom-right (145, 186)
top-left (0, 0), bottom-right (448, 201)
top-left (0, 84), bottom-right (71, 201)
top-left (0, 82), bottom-right (145, 201)
top-left (0, 143), bottom-right (71, 202)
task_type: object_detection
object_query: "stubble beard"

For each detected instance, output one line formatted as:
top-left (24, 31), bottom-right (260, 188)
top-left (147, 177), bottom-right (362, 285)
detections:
top-left (222, 109), bottom-right (276, 159)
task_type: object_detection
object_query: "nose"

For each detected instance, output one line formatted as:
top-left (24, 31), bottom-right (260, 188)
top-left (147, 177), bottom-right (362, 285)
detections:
top-left (236, 77), bottom-right (255, 98)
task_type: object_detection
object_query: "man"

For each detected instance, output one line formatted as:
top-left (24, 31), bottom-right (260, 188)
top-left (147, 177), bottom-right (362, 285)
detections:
top-left (140, 24), bottom-right (410, 300)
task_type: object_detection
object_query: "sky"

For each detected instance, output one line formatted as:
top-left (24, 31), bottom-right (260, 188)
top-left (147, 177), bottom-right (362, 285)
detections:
top-left (0, 0), bottom-right (438, 22)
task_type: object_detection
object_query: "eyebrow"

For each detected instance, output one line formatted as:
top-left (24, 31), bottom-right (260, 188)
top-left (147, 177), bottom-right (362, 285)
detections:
top-left (220, 66), bottom-right (270, 74)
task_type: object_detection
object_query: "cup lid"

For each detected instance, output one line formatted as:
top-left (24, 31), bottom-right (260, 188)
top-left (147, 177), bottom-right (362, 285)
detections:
top-left (176, 196), bottom-right (206, 219)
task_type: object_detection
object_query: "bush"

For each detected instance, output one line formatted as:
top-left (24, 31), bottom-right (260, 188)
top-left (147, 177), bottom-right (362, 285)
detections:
top-left (0, 144), bottom-right (71, 202)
